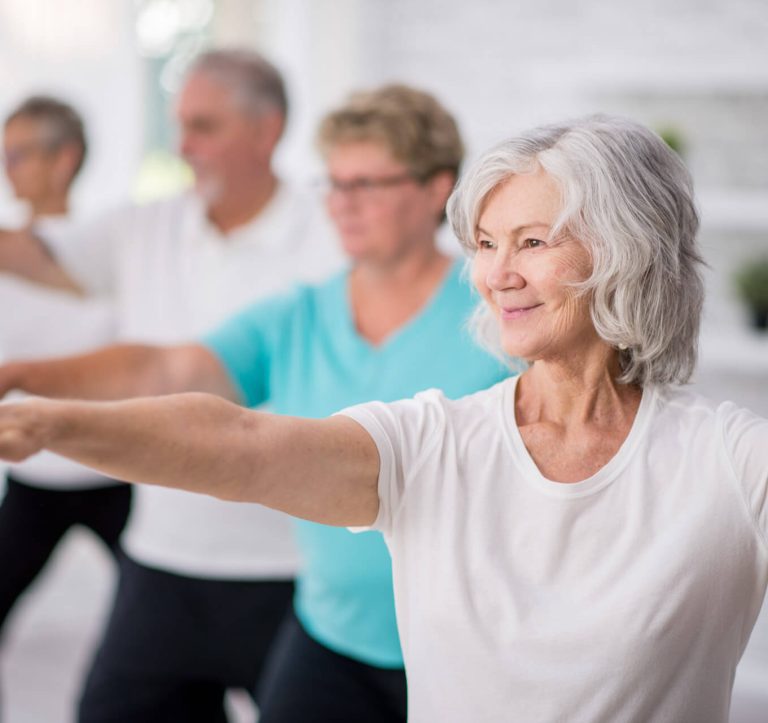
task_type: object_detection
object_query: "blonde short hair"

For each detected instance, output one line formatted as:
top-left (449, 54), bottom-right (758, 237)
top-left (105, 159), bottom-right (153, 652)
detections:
top-left (317, 84), bottom-right (464, 181)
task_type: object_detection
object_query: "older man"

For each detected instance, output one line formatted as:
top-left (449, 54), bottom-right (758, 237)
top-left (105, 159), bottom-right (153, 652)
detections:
top-left (2, 50), bottom-right (340, 722)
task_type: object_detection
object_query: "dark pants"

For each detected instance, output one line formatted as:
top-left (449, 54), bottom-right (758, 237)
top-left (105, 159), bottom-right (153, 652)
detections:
top-left (78, 555), bottom-right (294, 723)
top-left (257, 610), bottom-right (407, 723)
top-left (0, 475), bottom-right (131, 634)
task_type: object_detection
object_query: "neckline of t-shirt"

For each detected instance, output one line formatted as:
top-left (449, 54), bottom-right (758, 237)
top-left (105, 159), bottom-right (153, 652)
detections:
top-left (499, 374), bottom-right (657, 498)
top-left (198, 182), bottom-right (292, 246)
top-left (337, 258), bottom-right (463, 355)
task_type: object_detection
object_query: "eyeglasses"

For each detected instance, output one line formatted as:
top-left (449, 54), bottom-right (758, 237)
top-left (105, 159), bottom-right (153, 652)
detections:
top-left (1, 142), bottom-right (53, 169)
top-left (317, 173), bottom-right (419, 198)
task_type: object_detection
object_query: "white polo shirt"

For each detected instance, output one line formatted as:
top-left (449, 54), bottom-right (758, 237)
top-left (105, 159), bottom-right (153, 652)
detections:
top-left (49, 185), bottom-right (343, 578)
top-left (0, 214), bottom-right (117, 488)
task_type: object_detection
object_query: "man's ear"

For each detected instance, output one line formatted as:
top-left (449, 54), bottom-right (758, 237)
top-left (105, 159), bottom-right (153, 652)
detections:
top-left (251, 111), bottom-right (285, 158)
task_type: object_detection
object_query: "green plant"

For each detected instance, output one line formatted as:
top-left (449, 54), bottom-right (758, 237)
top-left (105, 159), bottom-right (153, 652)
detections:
top-left (734, 257), bottom-right (768, 330)
top-left (657, 125), bottom-right (685, 156)
top-left (735, 258), bottom-right (768, 310)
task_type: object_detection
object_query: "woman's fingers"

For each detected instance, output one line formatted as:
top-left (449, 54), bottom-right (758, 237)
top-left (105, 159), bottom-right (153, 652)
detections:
top-left (0, 403), bottom-right (46, 462)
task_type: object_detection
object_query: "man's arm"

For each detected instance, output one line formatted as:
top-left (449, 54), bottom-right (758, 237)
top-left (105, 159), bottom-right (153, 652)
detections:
top-left (0, 343), bottom-right (240, 402)
top-left (0, 394), bottom-right (380, 527)
top-left (0, 228), bottom-right (84, 294)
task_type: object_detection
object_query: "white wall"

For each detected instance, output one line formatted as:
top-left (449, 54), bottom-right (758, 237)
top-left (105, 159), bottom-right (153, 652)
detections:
top-left (0, 0), bottom-right (143, 220)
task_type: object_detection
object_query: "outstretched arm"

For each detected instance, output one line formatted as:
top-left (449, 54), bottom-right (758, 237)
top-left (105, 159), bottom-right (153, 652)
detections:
top-left (0, 394), bottom-right (380, 527)
top-left (0, 343), bottom-right (240, 402)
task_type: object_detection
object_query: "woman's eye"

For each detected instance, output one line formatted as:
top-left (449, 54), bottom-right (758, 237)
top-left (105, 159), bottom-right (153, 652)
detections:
top-left (523, 238), bottom-right (543, 249)
top-left (477, 239), bottom-right (495, 250)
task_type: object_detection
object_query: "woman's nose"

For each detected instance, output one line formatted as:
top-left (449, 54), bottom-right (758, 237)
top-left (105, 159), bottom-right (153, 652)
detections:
top-left (486, 249), bottom-right (524, 292)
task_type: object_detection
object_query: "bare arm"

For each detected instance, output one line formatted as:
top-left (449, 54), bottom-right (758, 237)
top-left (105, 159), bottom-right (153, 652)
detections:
top-left (0, 343), bottom-right (240, 403)
top-left (0, 394), bottom-right (380, 526)
top-left (0, 228), bottom-right (84, 295)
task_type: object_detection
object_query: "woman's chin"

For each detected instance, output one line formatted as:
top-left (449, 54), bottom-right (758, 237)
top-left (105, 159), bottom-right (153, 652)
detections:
top-left (499, 333), bottom-right (540, 362)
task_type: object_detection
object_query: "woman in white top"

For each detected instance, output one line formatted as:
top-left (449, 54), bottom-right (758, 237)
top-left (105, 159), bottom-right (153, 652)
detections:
top-left (0, 96), bottom-right (128, 638)
top-left (0, 114), bottom-right (766, 723)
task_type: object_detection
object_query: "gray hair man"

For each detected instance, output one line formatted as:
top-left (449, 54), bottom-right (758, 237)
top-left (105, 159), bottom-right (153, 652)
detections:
top-left (2, 48), bottom-right (340, 722)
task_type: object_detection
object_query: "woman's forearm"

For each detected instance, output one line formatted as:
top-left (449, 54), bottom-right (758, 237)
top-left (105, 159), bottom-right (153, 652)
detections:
top-left (0, 393), bottom-right (380, 526)
top-left (39, 394), bottom-right (255, 499)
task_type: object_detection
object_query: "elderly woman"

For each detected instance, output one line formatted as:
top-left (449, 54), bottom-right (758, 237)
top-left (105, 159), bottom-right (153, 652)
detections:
top-left (0, 85), bottom-right (507, 722)
top-left (1, 115), bottom-right (766, 723)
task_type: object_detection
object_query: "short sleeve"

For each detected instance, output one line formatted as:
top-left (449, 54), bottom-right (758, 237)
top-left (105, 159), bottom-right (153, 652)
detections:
top-left (721, 403), bottom-right (768, 549)
top-left (201, 287), bottom-right (303, 408)
top-left (339, 389), bottom-right (448, 535)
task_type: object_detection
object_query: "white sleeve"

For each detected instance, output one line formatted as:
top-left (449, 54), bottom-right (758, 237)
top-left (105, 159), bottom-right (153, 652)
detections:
top-left (721, 402), bottom-right (768, 550)
top-left (36, 208), bottom-right (124, 295)
top-left (339, 389), bottom-right (448, 535)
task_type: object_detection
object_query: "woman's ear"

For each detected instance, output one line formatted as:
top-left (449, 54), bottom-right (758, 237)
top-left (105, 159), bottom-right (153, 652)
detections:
top-left (51, 142), bottom-right (82, 191)
top-left (427, 170), bottom-right (457, 219)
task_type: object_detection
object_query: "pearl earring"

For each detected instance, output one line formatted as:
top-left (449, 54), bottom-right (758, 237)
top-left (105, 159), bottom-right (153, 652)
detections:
top-left (618, 343), bottom-right (628, 350)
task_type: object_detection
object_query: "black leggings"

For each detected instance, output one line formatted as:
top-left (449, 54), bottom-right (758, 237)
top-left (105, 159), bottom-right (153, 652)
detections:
top-left (0, 475), bottom-right (132, 634)
top-left (78, 556), bottom-right (294, 723)
top-left (257, 610), bottom-right (407, 723)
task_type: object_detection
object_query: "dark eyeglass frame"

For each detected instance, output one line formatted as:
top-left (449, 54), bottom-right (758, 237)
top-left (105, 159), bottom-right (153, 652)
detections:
top-left (1, 140), bottom-right (58, 169)
top-left (317, 172), bottom-right (424, 196)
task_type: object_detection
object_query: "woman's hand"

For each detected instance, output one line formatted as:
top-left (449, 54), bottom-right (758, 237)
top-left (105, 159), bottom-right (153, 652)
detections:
top-left (0, 398), bottom-right (53, 462)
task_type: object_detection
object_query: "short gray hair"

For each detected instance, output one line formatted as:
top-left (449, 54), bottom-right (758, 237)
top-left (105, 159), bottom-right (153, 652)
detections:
top-left (5, 95), bottom-right (87, 178)
top-left (447, 114), bottom-right (705, 387)
top-left (187, 48), bottom-right (287, 120)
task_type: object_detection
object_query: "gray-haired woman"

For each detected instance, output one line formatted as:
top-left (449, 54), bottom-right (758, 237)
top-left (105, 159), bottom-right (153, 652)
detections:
top-left (1, 115), bottom-right (766, 723)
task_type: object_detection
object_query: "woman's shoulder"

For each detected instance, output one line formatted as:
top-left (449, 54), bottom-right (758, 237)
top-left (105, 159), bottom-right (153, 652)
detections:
top-left (656, 385), bottom-right (765, 428)
top-left (654, 385), bottom-right (767, 482)
top-left (403, 375), bottom-right (514, 432)
top-left (344, 376), bottom-right (512, 438)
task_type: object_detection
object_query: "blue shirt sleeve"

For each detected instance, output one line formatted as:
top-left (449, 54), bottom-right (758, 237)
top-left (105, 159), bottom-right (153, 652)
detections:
top-left (200, 286), bottom-right (304, 408)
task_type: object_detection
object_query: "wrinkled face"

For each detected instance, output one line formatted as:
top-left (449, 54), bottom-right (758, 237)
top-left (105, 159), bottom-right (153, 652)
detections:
top-left (3, 117), bottom-right (60, 202)
top-left (176, 72), bottom-right (275, 204)
top-left (471, 169), bottom-right (597, 362)
top-left (324, 141), bottom-right (445, 263)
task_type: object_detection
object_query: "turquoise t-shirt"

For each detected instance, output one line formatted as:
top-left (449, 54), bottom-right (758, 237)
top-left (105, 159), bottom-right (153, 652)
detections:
top-left (202, 260), bottom-right (510, 667)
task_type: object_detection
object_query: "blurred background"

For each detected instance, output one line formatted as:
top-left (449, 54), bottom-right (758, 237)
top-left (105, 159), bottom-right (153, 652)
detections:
top-left (0, 0), bottom-right (766, 721)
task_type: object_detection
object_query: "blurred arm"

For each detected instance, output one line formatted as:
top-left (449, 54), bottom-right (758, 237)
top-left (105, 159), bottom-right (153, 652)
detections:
top-left (0, 343), bottom-right (240, 403)
top-left (0, 228), bottom-right (84, 295)
top-left (0, 394), bottom-right (380, 526)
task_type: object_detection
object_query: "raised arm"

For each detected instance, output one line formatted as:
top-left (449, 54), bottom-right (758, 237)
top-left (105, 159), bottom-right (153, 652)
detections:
top-left (0, 393), bottom-right (380, 526)
top-left (0, 343), bottom-right (240, 402)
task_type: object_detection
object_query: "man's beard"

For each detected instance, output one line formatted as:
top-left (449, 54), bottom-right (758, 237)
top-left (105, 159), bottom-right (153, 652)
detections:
top-left (194, 174), bottom-right (225, 206)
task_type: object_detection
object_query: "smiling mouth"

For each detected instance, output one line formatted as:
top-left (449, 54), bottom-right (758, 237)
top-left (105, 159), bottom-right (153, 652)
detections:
top-left (499, 304), bottom-right (543, 320)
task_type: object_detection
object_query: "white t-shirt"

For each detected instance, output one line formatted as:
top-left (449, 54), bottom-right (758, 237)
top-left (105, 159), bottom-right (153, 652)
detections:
top-left (0, 215), bottom-right (117, 488)
top-left (46, 185), bottom-right (343, 578)
top-left (342, 376), bottom-right (768, 723)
